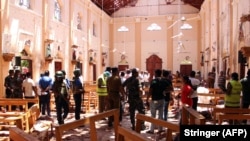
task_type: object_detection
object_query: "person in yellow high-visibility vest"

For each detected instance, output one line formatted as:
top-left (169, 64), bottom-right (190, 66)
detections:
top-left (97, 72), bottom-right (109, 113)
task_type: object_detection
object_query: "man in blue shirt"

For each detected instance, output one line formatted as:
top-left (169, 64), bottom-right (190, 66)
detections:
top-left (72, 69), bottom-right (84, 120)
top-left (39, 70), bottom-right (53, 116)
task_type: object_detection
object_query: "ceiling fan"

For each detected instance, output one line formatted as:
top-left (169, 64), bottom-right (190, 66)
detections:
top-left (168, 15), bottom-right (200, 29)
top-left (171, 32), bottom-right (183, 38)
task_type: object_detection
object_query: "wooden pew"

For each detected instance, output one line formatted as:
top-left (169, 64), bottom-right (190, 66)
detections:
top-left (197, 93), bottom-right (225, 109)
top-left (83, 83), bottom-right (98, 112)
top-left (0, 103), bottom-right (40, 132)
top-left (117, 126), bottom-right (151, 141)
top-left (26, 104), bottom-right (40, 132)
top-left (9, 127), bottom-right (39, 141)
top-left (181, 104), bottom-right (206, 125)
top-left (135, 114), bottom-right (179, 141)
top-left (218, 114), bottom-right (250, 125)
top-left (0, 98), bottom-right (39, 112)
top-left (0, 113), bottom-right (24, 129)
top-left (213, 108), bottom-right (250, 125)
top-left (54, 109), bottom-right (119, 141)
top-left (208, 88), bottom-right (224, 94)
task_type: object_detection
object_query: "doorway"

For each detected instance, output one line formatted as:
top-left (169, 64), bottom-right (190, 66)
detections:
top-left (55, 61), bottom-right (62, 73)
top-left (146, 54), bottom-right (162, 81)
top-left (93, 64), bottom-right (96, 82)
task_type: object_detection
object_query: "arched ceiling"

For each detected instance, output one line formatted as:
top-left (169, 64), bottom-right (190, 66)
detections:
top-left (91, 0), bottom-right (204, 17)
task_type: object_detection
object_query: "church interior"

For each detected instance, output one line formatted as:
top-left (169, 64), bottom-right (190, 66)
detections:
top-left (0, 0), bottom-right (250, 140)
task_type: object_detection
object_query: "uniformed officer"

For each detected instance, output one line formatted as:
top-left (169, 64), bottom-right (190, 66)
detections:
top-left (72, 69), bottom-right (84, 120)
top-left (52, 71), bottom-right (69, 124)
top-left (122, 68), bottom-right (146, 130)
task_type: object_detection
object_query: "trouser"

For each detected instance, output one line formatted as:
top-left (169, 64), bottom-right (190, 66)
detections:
top-left (98, 95), bottom-right (108, 113)
top-left (5, 89), bottom-right (12, 98)
top-left (73, 93), bottom-right (82, 120)
top-left (150, 99), bottom-right (164, 132)
top-left (192, 97), bottom-right (198, 110)
top-left (107, 92), bottom-right (120, 126)
top-left (128, 97), bottom-right (145, 128)
top-left (163, 101), bottom-right (169, 121)
top-left (12, 89), bottom-right (23, 110)
top-left (39, 94), bottom-right (51, 116)
top-left (55, 97), bottom-right (69, 124)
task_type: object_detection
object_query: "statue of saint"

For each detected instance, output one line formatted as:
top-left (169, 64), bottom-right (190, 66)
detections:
top-left (77, 13), bottom-right (82, 30)
top-left (46, 44), bottom-right (51, 57)
top-left (72, 48), bottom-right (76, 60)
top-left (119, 54), bottom-right (128, 64)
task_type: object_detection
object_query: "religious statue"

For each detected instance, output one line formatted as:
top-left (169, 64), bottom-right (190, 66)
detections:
top-left (77, 13), bottom-right (82, 30)
top-left (201, 53), bottom-right (204, 66)
top-left (119, 54), bottom-right (128, 64)
top-left (72, 48), bottom-right (76, 60)
top-left (46, 44), bottom-right (51, 57)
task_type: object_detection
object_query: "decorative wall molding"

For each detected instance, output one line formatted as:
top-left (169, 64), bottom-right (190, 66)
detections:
top-left (240, 14), bottom-right (250, 23)
top-left (2, 53), bottom-right (15, 61)
top-left (241, 46), bottom-right (250, 57)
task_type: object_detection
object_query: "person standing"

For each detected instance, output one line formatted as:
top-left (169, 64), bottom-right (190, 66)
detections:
top-left (106, 67), bottom-right (125, 127)
top-left (143, 71), bottom-right (150, 87)
top-left (120, 71), bottom-right (126, 84)
top-left (240, 69), bottom-right (250, 124)
top-left (97, 72), bottom-right (109, 114)
top-left (52, 71), bottom-right (69, 124)
top-left (207, 67), bottom-right (216, 88)
top-left (180, 76), bottom-right (193, 107)
top-left (39, 70), bottom-right (53, 116)
top-left (122, 68), bottom-right (146, 130)
top-left (218, 71), bottom-right (227, 92)
top-left (72, 69), bottom-right (84, 120)
top-left (13, 70), bottom-right (23, 99)
top-left (22, 72), bottom-right (38, 108)
top-left (4, 69), bottom-right (14, 98)
top-left (162, 70), bottom-right (173, 121)
top-left (225, 72), bottom-right (242, 108)
top-left (146, 69), bottom-right (165, 134)
top-left (225, 72), bottom-right (242, 124)
top-left (12, 70), bottom-right (24, 110)
top-left (189, 71), bottom-right (200, 110)
top-left (61, 70), bottom-right (71, 90)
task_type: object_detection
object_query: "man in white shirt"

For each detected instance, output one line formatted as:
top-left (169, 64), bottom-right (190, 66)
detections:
top-left (143, 71), bottom-right (150, 87)
top-left (22, 72), bottom-right (38, 108)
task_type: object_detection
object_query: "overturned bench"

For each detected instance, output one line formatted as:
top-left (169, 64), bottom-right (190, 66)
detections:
top-left (135, 114), bottom-right (179, 141)
top-left (9, 127), bottom-right (39, 141)
top-left (0, 98), bottom-right (39, 112)
top-left (54, 109), bottom-right (119, 141)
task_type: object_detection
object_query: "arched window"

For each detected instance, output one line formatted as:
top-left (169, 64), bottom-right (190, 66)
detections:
top-left (54, 0), bottom-right (62, 21)
top-left (19, 0), bottom-right (30, 9)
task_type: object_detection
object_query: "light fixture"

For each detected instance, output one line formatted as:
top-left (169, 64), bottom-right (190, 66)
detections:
top-left (178, 41), bottom-right (185, 49)
top-left (147, 23), bottom-right (162, 31)
top-left (112, 48), bottom-right (117, 52)
top-left (172, 32), bottom-right (183, 38)
top-left (118, 26), bottom-right (129, 32)
top-left (180, 23), bottom-right (192, 30)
